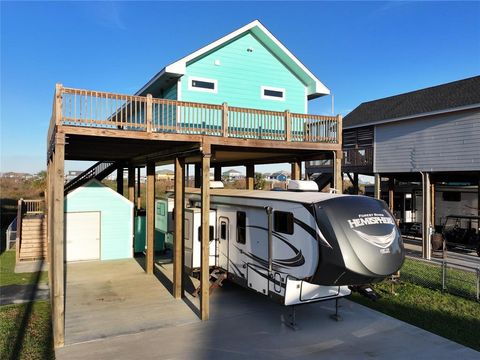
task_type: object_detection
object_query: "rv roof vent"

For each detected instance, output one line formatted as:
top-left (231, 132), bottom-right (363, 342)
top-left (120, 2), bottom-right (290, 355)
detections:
top-left (288, 180), bottom-right (319, 192)
top-left (210, 181), bottom-right (224, 189)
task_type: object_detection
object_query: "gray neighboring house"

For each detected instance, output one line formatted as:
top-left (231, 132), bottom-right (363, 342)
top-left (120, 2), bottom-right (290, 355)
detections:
top-left (305, 76), bottom-right (480, 258)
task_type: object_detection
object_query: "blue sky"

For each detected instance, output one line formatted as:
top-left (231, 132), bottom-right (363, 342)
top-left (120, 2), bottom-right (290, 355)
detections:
top-left (1, 1), bottom-right (479, 173)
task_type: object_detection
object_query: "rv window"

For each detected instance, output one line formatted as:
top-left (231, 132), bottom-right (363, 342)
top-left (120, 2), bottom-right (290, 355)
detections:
top-left (198, 226), bottom-right (215, 242)
top-left (158, 202), bottom-right (166, 216)
top-left (442, 192), bottom-right (461, 202)
top-left (274, 211), bottom-right (294, 235)
top-left (220, 221), bottom-right (227, 240)
top-left (237, 211), bottom-right (246, 244)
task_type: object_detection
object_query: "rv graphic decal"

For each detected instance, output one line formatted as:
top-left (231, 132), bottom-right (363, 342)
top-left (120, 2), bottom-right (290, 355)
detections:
top-left (352, 226), bottom-right (397, 248)
top-left (347, 213), bottom-right (395, 229)
top-left (293, 218), bottom-right (332, 248)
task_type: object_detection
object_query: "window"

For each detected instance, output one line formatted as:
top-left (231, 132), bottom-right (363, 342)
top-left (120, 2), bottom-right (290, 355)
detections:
top-left (188, 76), bottom-right (217, 93)
top-left (237, 211), bottom-right (246, 244)
top-left (261, 86), bottom-right (285, 101)
top-left (220, 221), bottom-right (227, 240)
top-left (443, 192), bottom-right (461, 202)
top-left (157, 202), bottom-right (166, 216)
top-left (198, 226), bottom-right (215, 242)
top-left (274, 211), bottom-right (294, 235)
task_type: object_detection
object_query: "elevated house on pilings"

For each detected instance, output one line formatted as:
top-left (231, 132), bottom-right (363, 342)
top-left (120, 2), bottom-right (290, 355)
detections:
top-left (46, 20), bottom-right (343, 347)
top-left (306, 75), bottom-right (480, 259)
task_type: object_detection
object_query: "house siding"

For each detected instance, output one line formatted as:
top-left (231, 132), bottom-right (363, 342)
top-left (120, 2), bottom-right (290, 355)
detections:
top-left (181, 32), bottom-right (307, 114)
top-left (163, 83), bottom-right (177, 100)
top-left (65, 181), bottom-right (133, 260)
top-left (374, 108), bottom-right (480, 173)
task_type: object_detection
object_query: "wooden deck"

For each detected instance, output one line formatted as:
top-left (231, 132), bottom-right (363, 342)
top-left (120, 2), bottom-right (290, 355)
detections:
top-left (47, 84), bottom-right (342, 164)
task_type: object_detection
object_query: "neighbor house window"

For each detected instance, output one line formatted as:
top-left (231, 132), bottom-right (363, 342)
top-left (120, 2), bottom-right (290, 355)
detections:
top-left (274, 211), bottom-right (294, 235)
top-left (188, 76), bottom-right (217, 93)
top-left (261, 86), bottom-right (286, 101)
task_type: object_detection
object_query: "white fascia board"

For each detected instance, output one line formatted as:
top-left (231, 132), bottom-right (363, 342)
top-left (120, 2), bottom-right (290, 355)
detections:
top-left (343, 103), bottom-right (480, 129)
top-left (139, 20), bottom-right (329, 98)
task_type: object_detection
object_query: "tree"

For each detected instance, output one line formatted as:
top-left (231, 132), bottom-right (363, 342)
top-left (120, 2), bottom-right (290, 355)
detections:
top-left (254, 172), bottom-right (266, 190)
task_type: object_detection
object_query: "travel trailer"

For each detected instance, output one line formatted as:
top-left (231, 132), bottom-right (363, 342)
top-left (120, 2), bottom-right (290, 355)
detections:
top-left (164, 182), bottom-right (405, 307)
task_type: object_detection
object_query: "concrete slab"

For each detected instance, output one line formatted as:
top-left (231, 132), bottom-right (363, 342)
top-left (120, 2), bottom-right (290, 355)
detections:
top-left (0, 283), bottom-right (49, 305)
top-left (14, 260), bottom-right (48, 273)
top-left (64, 259), bottom-right (199, 345)
top-left (57, 261), bottom-right (479, 360)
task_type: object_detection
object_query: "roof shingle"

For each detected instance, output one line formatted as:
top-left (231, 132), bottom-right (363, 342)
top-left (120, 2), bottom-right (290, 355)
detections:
top-left (344, 76), bottom-right (480, 128)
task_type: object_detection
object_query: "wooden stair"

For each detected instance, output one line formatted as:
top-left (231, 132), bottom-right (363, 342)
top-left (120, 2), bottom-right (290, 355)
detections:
top-left (19, 216), bottom-right (47, 261)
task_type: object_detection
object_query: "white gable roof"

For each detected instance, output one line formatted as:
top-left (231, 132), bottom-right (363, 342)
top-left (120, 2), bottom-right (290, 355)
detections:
top-left (66, 179), bottom-right (134, 207)
top-left (137, 20), bottom-right (329, 99)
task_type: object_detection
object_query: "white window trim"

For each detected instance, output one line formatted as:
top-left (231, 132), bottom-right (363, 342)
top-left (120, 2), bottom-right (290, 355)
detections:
top-left (188, 76), bottom-right (218, 94)
top-left (261, 86), bottom-right (286, 102)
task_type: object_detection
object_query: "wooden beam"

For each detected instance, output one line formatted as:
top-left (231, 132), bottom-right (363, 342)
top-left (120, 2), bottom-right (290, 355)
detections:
top-left (291, 161), bottom-right (301, 180)
top-left (194, 164), bottom-right (201, 188)
top-left (374, 173), bottom-right (381, 199)
top-left (200, 144), bottom-right (211, 320)
top-left (146, 161), bottom-right (155, 274)
top-left (173, 157), bottom-right (184, 299)
top-left (333, 151), bottom-right (343, 194)
top-left (389, 177), bottom-right (395, 212)
top-left (59, 125), bottom-right (342, 152)
top-left (117, 165), bottom-right (124, 195)
top-left (128, 165), bottom-right (135, 203)
top-left (53, 133), bottom-right (65, 348)
top-left (136, 167), bottom-right (141, 209)
top-left (214, 166), bottom-right (222, 182)
top-left (246, 164), bottom-right (254, 190)
top-left (422, 172), bottom-right (432, 260)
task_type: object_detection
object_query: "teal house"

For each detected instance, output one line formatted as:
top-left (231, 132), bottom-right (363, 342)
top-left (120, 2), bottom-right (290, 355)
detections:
top-left (64, 180), bottom-right (134, 262)
top-left (136, 20), bottom-right (330, 115)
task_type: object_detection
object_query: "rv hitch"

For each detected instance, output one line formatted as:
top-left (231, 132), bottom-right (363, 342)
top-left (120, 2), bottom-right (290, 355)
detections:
top-left (349, 285), bottom-right (379, 301)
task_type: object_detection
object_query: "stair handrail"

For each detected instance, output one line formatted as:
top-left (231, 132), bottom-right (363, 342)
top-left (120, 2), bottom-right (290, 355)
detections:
top-left (64, 161), bottom-right (115, 192)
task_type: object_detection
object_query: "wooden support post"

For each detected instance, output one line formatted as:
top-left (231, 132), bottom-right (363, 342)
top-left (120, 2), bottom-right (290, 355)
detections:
top-left (246, 164), bottom-right (255, 190)
top-left (214, 166), bottom-right (222, 182)
top-left (53, 133), bottom-right (65, 348)
top-left (222, 102), bottom-right (228, 137)
top-left (128, 165), bottom-right (135, 204)
top-left (194, 164), bottom-right (201, 188)
top-left (374, 173), bottom-right (381, 199)
top-left (291, 161), bottom-right (301, 181)
top-left (146, 94), bottom-right (153, 133)
top-left (117, 165), bottom-right (124, 196)
top-left (285, 110), bottom-right (291, 142)
top-left (47, 160), bottom-right (53, 298)
top-left (422, 172), bottom-right (432, 260)
top-left (353, 173), bottom-right (359, 195)
top-left (200, 144), bottom-right (211, 320)
top-left (431, 181), bottom-right (435, 229)
top-left (146, 161), bottom-right (155, 274)
top-left (136, 167), bottom-right (141, 209)
top-left (173, 157), bottom-right (185, 299)
top-left (333, 151), bottom-right (343, 194)
top-left (389, 177), bottom-right (395, 212)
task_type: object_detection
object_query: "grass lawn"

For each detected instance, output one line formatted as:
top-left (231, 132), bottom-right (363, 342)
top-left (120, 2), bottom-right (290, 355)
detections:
top-left (349, 278), bottom-right (480, 351)
top-left (0, 250), bottom-right (48, 286)
top-left (0, 301), bottom-right (54, 360)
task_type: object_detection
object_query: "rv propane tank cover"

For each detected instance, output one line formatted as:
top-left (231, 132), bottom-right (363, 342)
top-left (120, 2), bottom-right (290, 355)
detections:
top-left (288, 180), bottom-right (319, 192)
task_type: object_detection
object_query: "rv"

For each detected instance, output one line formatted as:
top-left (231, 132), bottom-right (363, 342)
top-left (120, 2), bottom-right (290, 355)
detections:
top-left (164, 182), bottom-right (405, 307)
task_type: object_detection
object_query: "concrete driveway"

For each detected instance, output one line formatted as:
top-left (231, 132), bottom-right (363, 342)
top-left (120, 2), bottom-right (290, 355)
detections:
top-left (57, 259), bottom-right (479, 360)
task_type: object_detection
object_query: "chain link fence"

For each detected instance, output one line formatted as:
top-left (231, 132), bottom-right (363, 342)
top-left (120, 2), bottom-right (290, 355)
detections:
top-left (400, 257), bottom-right (480, 301)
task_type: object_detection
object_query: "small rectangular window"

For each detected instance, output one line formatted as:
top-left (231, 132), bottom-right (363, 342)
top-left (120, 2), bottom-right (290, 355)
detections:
top-left (237, 211), bottom-right (246, 244)
top-left (188, 76), bottom-right (217, 93)
top-left (220, 221), bottom-right (227, 240)
top-left (442, 192), bottom-right (461, 202)
top-left (274, 211), bottom-right (294, 235)
top-left (261, 86), bottom-right (285, 101)
top-left (198, 226), bottom-right (215, 242)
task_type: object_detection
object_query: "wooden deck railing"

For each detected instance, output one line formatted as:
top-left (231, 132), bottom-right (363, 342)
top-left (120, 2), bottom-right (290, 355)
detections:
top-left (48, 85), bottom-right (341, 146)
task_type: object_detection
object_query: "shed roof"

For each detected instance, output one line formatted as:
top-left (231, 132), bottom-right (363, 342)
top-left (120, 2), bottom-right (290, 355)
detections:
top-left (344, 76), bottom-right (480, 129)
top-left (136, 20), bottom-right (329, 99)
